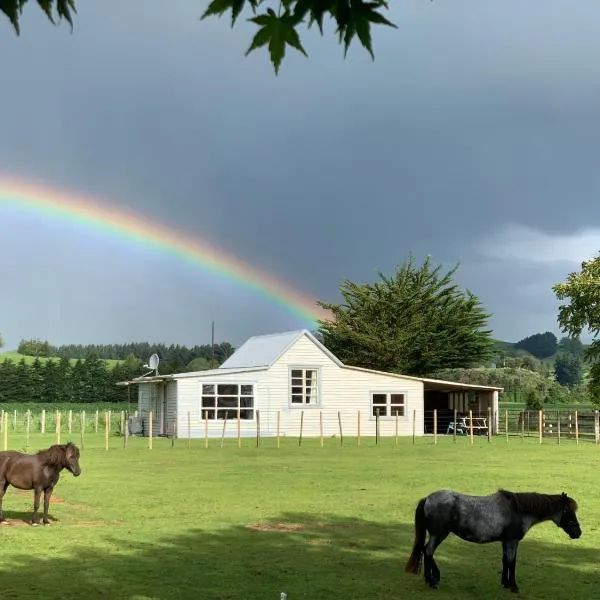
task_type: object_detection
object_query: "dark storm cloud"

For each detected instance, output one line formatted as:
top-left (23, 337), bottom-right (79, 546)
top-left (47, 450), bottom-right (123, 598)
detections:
top-left (1, 0), bottom-right (600, 349)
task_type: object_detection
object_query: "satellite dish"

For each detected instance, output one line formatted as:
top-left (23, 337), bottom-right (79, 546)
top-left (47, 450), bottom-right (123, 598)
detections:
top-left (148, 354), bottom-right (160, 373)
top-left (148, 354), bottom-right (160, 370)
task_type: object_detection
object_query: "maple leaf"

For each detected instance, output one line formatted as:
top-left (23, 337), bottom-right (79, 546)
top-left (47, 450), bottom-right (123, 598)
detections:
top-left (293, 0), bottom-right (336, 34)
top-left (246, 8), bottom-right (308, 74)
top-left (200, 0), bottom-right (250, 27)
top-left (334, 0), bottom-right (396, 59)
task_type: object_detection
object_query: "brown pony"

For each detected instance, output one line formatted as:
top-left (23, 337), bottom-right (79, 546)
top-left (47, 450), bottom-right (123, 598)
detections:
top-left (0, 442), bottom-right (81, 525)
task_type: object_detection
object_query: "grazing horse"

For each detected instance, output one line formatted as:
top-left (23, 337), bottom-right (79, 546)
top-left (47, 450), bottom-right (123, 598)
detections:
top-left (404, 489), bottom-right (581, 593)
top-left (0, 442), bottom-right (81, 525)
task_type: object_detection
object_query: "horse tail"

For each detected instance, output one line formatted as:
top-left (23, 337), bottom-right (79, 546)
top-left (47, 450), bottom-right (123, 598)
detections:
top-left (404, 497), bottom-right (427, 574)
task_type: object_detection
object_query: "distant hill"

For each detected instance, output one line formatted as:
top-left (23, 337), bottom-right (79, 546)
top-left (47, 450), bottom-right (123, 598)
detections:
top-left (492, 338), bottom-right (591, 366)
top-left (0, 351), bottom-right (123, 369)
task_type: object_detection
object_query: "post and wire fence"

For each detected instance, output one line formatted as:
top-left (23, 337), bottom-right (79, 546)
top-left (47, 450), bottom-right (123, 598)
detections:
top-left (0, 406), bottom-right (598, 451)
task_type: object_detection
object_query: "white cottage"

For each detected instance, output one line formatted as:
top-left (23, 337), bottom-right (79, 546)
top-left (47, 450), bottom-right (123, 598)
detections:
top-left (131, 329), bottom-right (503, 439)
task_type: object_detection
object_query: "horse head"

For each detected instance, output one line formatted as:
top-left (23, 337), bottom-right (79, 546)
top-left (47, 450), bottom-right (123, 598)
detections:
top-left (63, 442), bottom-right (82, 477)
top-left (554, 492), bottom-right (581, 539)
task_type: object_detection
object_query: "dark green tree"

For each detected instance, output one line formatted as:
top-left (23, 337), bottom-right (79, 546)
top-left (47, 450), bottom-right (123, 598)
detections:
top-left (317, 255), bottom-right (495, 376)
top-left (2, 0), bottom-right (395, 74)
top-left (553, 352), bottom-right (582, 388)
top-left (557, 336), bottom-right (585, 358)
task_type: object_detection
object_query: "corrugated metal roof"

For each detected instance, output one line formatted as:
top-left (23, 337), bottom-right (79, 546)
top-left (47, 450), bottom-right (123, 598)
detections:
top-left (218, 330), bottom-right (306, 369)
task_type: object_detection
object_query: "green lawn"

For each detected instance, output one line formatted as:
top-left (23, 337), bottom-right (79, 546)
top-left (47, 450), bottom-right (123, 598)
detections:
top-left (0, 433), bottom-right (596, 600)
top-left (0, 351), bottom-right (122, 368)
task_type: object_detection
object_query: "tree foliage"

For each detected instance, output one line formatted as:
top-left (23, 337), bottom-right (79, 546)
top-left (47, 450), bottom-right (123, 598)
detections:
top-left (2, 0), bottom-right (396, 74)
top-left (557, 335), bottom-right (585, 358)
top-left (514, 331), bottom-right (557, 359)
top-left (317, 255), bottom-right (495, 376)
top-left (1, 0), bottom-right (75, 34)
top-left (553, 352), bottom-right (582, 388)
top-left (553, 256), bottom-right (600, 402)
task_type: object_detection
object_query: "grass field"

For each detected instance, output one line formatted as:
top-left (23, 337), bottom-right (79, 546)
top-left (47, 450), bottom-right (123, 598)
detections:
top-left (0, 351), bottom-right (122, 368)
top-left (0, 433), bottom-right (596, 600)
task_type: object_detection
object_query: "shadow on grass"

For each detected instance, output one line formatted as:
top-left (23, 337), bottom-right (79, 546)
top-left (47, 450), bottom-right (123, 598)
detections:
top-left (0, 509), bottom-right (58, 525)
top-left (0, 513), bottom-right (596, 599)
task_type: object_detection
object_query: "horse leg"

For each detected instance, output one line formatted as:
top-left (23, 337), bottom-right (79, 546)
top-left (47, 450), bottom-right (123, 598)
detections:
top-left (31, 488), bottom-right (42, 525)
top-left (0, 481), bottom-right (8, 523)
top-left (502, 539), bottom-right (520, 593)
top-left (423, 531), bottom-right (449, 589)
top-left (42, 487), bottom-right (53, 525)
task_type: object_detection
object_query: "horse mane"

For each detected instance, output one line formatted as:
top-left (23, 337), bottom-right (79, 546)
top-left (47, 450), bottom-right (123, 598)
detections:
top-left (498, 489), bottom-right (578, 515)
top-left (35, 443), bottom-right (74, 468)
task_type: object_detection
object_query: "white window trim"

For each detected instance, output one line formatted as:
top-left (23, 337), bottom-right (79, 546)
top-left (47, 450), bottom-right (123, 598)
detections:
top-left (288, 366), bottom-right (322, 409)
top-left (369, 390), bottom-right (409, 420)
top-left (199, 381), bottom-right (258, 421)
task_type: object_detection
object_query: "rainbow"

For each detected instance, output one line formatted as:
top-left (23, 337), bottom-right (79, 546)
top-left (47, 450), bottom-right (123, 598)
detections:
top-left (0, 175), bottom-right (331, 324)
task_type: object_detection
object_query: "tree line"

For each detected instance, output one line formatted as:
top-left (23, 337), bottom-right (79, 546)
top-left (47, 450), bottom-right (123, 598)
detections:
top-left (16, 339), bottom-right (235, 374)
top-left (0, 356), bottom-right (140, 405)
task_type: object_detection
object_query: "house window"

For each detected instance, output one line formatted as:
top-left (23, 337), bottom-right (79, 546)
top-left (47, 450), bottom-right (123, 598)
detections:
top-left (201, 383), bottom-right (255, 420)
top-left (290, 368), bottom-right (319, 406)
top-left (371, 392), bottom-right (406, 418)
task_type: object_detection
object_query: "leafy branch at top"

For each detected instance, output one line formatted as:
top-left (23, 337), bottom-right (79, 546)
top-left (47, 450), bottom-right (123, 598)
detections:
top-left (200, 0), bottom-right (397, 73)
top-left (1, 0), bottom-right (76, 35)
top-left (1, 0), bottom-right (397, 74)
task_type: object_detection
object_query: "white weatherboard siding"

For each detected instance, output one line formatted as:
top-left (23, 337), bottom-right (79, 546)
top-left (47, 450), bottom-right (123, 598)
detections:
top-left (172, 333), bottom-right (424, 439)
top-left (176, 370), bottom-right (267, 439)
top-left (166, 381), bottom-right (178, 435)
top-left (265, 334), bottom-right (424, 438)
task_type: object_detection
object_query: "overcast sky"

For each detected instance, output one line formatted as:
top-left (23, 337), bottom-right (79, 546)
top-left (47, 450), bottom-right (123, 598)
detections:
top-left (1, 0), bottom-right (599, 351)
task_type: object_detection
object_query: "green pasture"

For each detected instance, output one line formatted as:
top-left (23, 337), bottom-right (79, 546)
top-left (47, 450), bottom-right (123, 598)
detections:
top-left (0, 432), bottom-right (596, 600)
top-left (0, 351), bottom-right (122, 368)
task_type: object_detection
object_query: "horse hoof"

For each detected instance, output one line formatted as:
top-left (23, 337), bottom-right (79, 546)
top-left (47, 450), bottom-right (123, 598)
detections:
top-left (510, 587), bottom-right (519, 594)
top-left (429, 583), bottom-right (438, 589)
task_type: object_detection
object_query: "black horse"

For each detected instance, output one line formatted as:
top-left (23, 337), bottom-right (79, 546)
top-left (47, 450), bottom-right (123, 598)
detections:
top-left (0, 442), bottom-right (81, 525)
top-left (405, 489), bottom-right (581, 593)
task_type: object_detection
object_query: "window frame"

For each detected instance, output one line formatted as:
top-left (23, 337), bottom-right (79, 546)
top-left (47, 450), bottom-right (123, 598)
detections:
top-left (369, 391), bottom-right (408, 420)
top-left (288, 366), bottom-right (322, 408)
top-left (199, 381), bottom-right (257, 421)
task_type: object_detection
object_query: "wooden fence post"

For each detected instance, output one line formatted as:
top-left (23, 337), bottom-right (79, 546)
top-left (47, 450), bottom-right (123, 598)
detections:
top-left (147, 411), bottom-right (152, 450)
top-left (80, 411), bottom-right (85, 450)
top-left (412, 409), bottom-right (416, 445)
top-left (204, 412), bottom-right (209, 449)
top-left (538, 410), bottom-right (543, 444)
top-left (2, 412), bottom-right (8, 451)
top-left (357, 410), bottom-right (361, 447)
top-left (56, 411), bottom-right (61, 445)
top-left (256, 410), bottom-right (261, 447)
top-left (487, 407), bottom-right (491, 443)
top-left (298, 410), bottom-right (304, 446)
top-left (319, 411), bottom-right (324, 448)
top-left (469, 409), bottom-right (474, 445)
top-left (187, 412), bottom-right (191, 450)
top-left (575, 410), bottom-right (579, 445)
top-left (504, 410), bottom-right (508, 443)
top-left (41, 409), bottom-right (46, 434)
top-left (276, 410), bottom-right (281, 449)
top-left (68, 410), bottom-right (73, 434)
top-left (220, 414), bottom-right (227, 448)
top-left (26, 410), bottom-right (31, 450)
top-left (338, 411), bottom-right (343, 447)
top-left (13, 410), bottom-right (17, 432)
top-left (595, 410), bottom-right (599, 445)
top-left (433, 409), bottom-right (438, 445)
top-left (95, 410), bottom-right (99, 433)
top-left (453, 408), bottom-right (457, 443)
